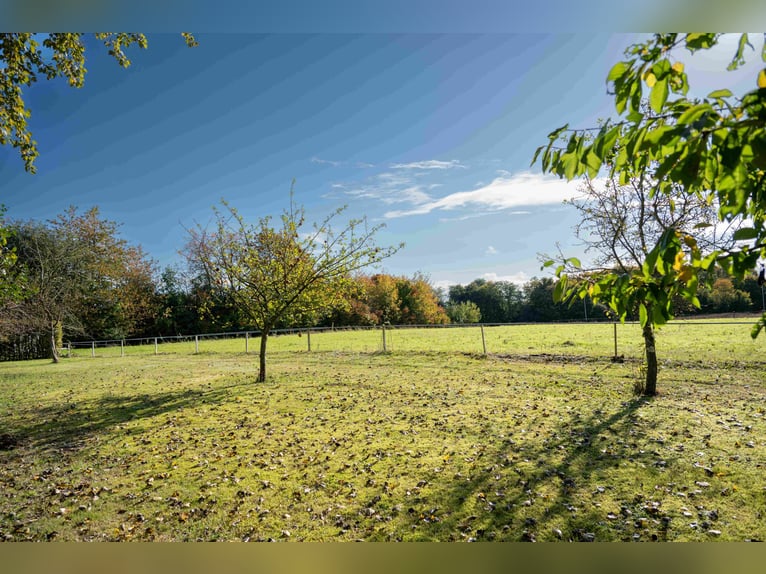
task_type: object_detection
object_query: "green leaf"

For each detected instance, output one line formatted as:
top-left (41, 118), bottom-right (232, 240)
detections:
top-left (677, 103), bottom-right (712, 127)
top-left (561, 152), bottom-right (579, 180)
top-left (547, 124), bottom-right (569, 140)
top-left (707, 89), bottom-right (732, 99)
top-left (568, 257), bottom-right (582, 269)
top-left (638, 303), bottom-right (648, 328)
top-left (685, 33), bottom-right (718, 52)
top-left (607, 61), bottom-right (630, 82)
top-left (553, 276), bottom-right (567, 303)
top-left (733, 227), bottom-right (759, 240)
top-left (728, 33), bottom-right (752, 71)
top-left (649, 77), bottom-right (669, 113)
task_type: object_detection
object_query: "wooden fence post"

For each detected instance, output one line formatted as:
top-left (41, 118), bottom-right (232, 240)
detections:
top-left (91, 341), bottom-right (95, 358)
top-left (382, 324), bottom-right (387, 352)
top-left (195, 335), bottom-right (199, 354)
top-left (613, 323), bottom-right (618, 359)
top-left (481, 324), bottom-right (487, 355)
top-left (307, 329), bottom-right (311, 352)
top-left (245, 332), bottom-right (249, 354)
top-left (121, 339), bottom-right (124, 357)
top-left (154, 337), bottom-right (158, 355)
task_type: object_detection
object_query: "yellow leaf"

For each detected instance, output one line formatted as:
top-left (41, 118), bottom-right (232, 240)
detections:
top-left (645, 72), bottom-right (657, 88)
top-left (672, 61), bottom-right (685, 73)
top-left (678, 266), bottom-right (693, 282)
top-left (673, 250), bottom-right (685, 271)
top-left (758, 69), bottom-right (766, 89)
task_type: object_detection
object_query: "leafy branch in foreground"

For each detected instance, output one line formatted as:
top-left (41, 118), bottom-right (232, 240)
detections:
top-left (186, 186), bottom-right (402, 382)
top-left (534, 33), bottom-right (766, 393)
top-left (0, 32), bottom-right (197, 173)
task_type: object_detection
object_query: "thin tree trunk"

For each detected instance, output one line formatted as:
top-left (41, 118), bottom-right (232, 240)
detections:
top-left (55, 320), bottom-right (63, 351)
top-left (642, 321), bottom-right (657, 396)
top-left (258, 330), bottom-right (269, 382)
top-left (50, 322), bottom-right (59, 364)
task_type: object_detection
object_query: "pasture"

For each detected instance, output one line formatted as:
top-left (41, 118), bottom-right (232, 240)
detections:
top-left (1, 321), bottom-right (765, 541)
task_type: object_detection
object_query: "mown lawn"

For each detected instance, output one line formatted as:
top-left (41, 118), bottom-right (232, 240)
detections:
top-left (1, 321), bottom-right (765, 541)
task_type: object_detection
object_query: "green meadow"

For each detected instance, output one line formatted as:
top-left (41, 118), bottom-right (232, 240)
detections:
top-left (1, 320), bottom-right (765, 541)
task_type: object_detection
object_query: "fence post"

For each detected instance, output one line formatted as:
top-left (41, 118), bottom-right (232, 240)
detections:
top-left (382, 324), bottom-right (387, 352)
top-left (121, 339), bottom-right (124, 357)
top-left (481, 324), bottom-right (487, 355)
top-left (91, 341), bottom-right (95, 358)
top-left (307, 329), bottom-right (311, 352)
top-left (245, 332), bottom-right (249, 354)
top-left (195, 335), bottom-right (199, 354)
top-left (67, 343), bottom-right (71, 358)
top-left (613, 323), bottom-right (618, 359)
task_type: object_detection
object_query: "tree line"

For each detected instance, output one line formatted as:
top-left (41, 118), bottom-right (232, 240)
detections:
top-left (2, 203), bottom-right (763, 363)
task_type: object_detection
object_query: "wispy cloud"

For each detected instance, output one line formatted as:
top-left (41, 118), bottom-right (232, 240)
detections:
top-left (384, 172), bottom-right (582, 218)
top-left (311, 156), bottom-right (343, 167)
top-left (390, 159), bottom-right (465, 170)
top-left (311, 157), bottom-right (375, 169)
top-left (332, 171), bottom-right (435, 206)
top-left (485, 245), bottom-right (499, 256)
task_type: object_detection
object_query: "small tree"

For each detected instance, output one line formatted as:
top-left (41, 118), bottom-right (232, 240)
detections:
top-left (542, 174), bottom-right (731, 395)
top-left (446, 301), bottom-right (482, 324)
top-left (187, 192), bottom-right (401, 382)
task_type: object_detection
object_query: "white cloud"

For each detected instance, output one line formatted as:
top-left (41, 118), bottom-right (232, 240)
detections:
top-left (481, 271), bottom-right (530, 285)
top-left (390, 159), bottom-right (465, 170)
top-left (485, 245), bottom-right (498, 256)
top-left (384, 172), bottom-right (583, 218)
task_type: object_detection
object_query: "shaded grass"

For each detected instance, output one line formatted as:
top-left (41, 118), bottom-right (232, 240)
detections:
top-left (1, 323), bottom-right (765, 542)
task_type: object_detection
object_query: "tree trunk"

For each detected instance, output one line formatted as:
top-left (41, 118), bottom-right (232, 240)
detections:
top-left (258, 329), bottom-right (269, 382)
top-left (55, 320), bottom-right (63, 351)
top-left (642, 321), bottom-right (657, 396)
top-left (50, 322), bottom-right (59, 364)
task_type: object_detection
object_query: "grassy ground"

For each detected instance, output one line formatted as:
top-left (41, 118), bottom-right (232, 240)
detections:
top-left (1, 321), bottom-right (765, 542)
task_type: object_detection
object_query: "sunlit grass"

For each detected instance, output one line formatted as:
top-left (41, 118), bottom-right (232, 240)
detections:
top-left (1, 320), bottom-right (765, 541)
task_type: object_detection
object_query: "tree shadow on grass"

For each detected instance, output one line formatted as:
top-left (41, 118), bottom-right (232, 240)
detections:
top-left (407, 395), bottom-right (681, 542)
top-left (7, 380), bottom-right (252, 453)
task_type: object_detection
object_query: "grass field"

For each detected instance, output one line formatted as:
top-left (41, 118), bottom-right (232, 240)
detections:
top-left (1, 320), bottom-right (765, 541)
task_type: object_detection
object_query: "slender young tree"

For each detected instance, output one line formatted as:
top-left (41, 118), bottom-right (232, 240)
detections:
top-left (186, 191), bottom-right (401, 382)
top-left (543, 174), bottom-right (732, 395)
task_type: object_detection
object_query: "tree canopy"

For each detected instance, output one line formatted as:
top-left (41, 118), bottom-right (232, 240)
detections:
top-left (1, 207), bottom-right (158, 361)
top-left (186, 192), bottom-right (401, 382)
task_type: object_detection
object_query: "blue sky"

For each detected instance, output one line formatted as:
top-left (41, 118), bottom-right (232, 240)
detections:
top-left (2, 32), bottom-right (763, 290)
